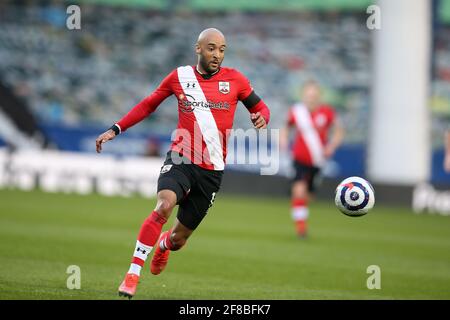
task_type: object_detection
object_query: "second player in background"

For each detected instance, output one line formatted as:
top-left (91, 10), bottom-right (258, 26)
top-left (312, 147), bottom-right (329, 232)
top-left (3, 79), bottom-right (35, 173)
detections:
top-left (280, 81), bottom-right (345, 238)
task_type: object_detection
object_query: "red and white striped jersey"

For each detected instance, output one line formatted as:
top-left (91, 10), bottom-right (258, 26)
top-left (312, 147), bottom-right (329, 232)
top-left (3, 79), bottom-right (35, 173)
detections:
top-left (116, 65), bottom-right (270, 170)
top-left (287, 103), bottom-right (336, 168)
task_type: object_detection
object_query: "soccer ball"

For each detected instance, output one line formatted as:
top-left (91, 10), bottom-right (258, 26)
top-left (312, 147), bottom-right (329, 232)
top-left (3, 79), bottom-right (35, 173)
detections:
top-left (335, 176), bottom-right (375, 217)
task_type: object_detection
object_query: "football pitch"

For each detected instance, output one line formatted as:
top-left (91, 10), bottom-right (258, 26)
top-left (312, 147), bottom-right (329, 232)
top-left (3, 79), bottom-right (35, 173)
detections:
top-left (0, 188), bottom-right (449, 300)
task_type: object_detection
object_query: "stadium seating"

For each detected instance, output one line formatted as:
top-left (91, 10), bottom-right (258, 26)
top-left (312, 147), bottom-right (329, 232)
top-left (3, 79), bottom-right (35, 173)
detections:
top-left (0, 2), bottom-right (447, 147)
top-left (0, 2), bottom-right (371, 141)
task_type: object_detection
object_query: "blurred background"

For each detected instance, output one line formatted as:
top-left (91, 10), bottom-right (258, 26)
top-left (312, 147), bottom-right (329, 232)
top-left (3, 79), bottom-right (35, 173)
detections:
top-left (0, 0), bottom-right (448, 209)
top-left (1, 0), bottom-right (450, 301)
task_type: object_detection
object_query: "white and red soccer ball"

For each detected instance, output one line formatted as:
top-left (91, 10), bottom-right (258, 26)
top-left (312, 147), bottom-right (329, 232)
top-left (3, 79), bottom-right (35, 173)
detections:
top-left (335, 176), bottom-right (375, 217)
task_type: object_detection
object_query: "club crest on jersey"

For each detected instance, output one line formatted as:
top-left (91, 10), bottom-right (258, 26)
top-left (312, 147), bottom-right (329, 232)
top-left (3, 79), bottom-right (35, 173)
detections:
top-left (160, 164), bottom-right (172, 174)
top-left (315, 114), bottom-right (327, 128)
top-left (218, 81), bottom-right (230, 94)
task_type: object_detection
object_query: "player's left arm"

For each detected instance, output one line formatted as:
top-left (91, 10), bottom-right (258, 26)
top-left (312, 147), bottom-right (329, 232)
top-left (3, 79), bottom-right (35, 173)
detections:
top-left (279, 108), bottom-right (295, 152)
top-left (244, 93), bottom-right (270, 129)
top-left (324, 112), bottom-right (345, 159)
top-left (237, 72), bottom-right (270, 129)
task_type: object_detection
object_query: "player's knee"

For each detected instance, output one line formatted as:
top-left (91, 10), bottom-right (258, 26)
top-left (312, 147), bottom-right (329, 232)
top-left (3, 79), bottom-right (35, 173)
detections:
top-left (169, 232), bottom-right (187, 251)
top-left (292, 183), bottom-right (308, 200)
top-left (292, 190), bottom-right (306, 201)
top-left (155, 198), bottom-right (175, 218)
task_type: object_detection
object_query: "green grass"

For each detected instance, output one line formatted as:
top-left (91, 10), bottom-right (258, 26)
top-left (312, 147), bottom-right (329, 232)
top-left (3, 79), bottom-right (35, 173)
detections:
top-left (0, 188), bottom-right (450, 300)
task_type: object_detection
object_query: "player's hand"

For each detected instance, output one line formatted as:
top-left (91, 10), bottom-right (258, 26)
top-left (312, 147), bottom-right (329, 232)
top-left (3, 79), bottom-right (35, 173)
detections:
top-left (250, 112), bottom-right (267, 129)
top-left (95, 129), bottom-right (116, 153)
top-left (323, 144), bottom-right (336, 159)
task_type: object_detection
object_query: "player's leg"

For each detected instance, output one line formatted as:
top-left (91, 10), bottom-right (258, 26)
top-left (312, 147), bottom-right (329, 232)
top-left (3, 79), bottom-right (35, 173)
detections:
top-left (150, 167), bottom-right (222, 275)
top-left (149, 190), bottom-right (206, 276)
top-left (291, 179), bottom-right (310, 238)
top-left (291, 162), bottom-right (320, 238)
top-left (160, 217), bottom-right (194, 251)
top-left (128, 190), bottom-right (177, 274)
top-left (118, 189), bottom-right (178, 298)
top-left (119, 153), bottom-right (191, 298)
top-left (150, 218), bottom-right (193, 275)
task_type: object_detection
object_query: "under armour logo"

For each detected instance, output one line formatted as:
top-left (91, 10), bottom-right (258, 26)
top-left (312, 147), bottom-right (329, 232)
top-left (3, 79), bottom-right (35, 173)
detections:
top-left (187, 82), bottom-right (196, 88)
top-left (136, 247), bottom-right (147, 255)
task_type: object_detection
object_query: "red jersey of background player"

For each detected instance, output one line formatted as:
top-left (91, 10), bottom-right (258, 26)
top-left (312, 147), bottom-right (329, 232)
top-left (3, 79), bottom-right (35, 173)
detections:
top-left (287, 103), bottom-right (336, 168)
top-left (115, 65), bottom-right (270, 170)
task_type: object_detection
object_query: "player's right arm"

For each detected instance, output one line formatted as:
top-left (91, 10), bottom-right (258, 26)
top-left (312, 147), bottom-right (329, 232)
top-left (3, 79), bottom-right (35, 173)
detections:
top-left (235, 70), bottom-right (270, 129)
top-left (323, 114), bottom-right (345, 159)
top-left (324, 110), bottom-right (345, 158)
top-left (95, 71), bottom-right (175, 153)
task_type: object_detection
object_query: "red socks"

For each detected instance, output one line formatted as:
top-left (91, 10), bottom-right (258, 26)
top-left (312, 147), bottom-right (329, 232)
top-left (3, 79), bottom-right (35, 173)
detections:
top-left (159, 228), bottom-right (175, 251)
top-left (132, 211), bottom-right (167, 267)
top-left (137, 211), bottom-right (167, 246)
top-left (291, 198), bottom-right (309, 236)
top-left (296, 220), bottom-right (307, 236)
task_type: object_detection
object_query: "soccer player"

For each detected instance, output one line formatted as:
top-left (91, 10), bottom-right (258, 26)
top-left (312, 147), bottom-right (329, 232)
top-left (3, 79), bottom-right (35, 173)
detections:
top-left (95, 28), bottom-right (270, 299)
top-left (280, 81), bottom-right (344, 238)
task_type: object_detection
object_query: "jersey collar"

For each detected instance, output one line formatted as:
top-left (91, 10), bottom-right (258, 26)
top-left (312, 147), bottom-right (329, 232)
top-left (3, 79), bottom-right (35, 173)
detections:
top-left (195, 65), bottom-right (220, 80)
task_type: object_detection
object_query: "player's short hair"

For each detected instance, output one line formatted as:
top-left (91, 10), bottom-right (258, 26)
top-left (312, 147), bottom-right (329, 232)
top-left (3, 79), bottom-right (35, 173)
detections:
top-left (302, 79), bottom-right (321, 90)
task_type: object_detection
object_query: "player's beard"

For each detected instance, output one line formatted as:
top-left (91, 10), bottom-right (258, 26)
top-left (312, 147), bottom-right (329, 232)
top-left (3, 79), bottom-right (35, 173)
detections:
top-left (199, 56), bottom-right (220, 74)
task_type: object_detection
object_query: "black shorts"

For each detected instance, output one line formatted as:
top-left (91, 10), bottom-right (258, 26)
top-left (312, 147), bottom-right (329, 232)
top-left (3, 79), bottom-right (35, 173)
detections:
top-left (292, 160), bottom-right (321, 193)
top-left (157, 151), bottom-right (223, 230)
